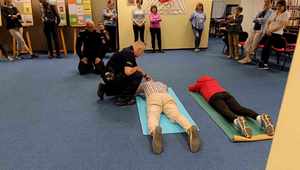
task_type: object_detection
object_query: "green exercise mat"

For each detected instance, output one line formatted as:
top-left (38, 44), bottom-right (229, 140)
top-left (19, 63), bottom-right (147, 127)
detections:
top-left (190, 92), bottom-right (273, 142)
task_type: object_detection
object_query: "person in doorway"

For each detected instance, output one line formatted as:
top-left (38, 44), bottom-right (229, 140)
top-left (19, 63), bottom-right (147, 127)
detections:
top-left (132, 0), bottom-right (146, 42)
top-left (189, 75), bottom-right (275, 138)
top-left (97, 41), bottom-right (147, 106)
top-left (1, 0), bottom-right (38, 60)
top-left (103, 0), bottom-right (118, 52)
top-left (137, 78), bottom-right (201, 154)
top-left (226, 6), bottom-right (243, 60)
top-left (239, 0), bottom-right (273, 64)
top-left (258, 0), bottom-right (289, 70)
top-left (76, 20), bottom-right (107, 75)
top-left (190, 2), bottom-right (206, 52)
top-left (149, 5), bottom-right (163, 53)
top-left (39, 0), bottom-right (61, 59)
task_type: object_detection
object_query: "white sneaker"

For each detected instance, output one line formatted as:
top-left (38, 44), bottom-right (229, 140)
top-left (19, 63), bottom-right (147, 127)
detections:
top-left (7, 56), bottom-right (15, 61)
top-left (194, 48), bottom-right (200, 52)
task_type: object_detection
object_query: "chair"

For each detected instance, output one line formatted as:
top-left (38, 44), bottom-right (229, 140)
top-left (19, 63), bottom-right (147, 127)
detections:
top-left (271, 36), bottom-right (288, 70)
top-left (253, 36), bottom-right (268, 62)
top-left (282, 33), bottom-right (298, 70)
top-left (239, 32), bottom-right (248, 56)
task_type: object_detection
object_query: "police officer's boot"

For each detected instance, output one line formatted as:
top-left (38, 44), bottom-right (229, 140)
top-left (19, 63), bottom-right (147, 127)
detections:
top-left (97, 83), bottom-right (106, 100)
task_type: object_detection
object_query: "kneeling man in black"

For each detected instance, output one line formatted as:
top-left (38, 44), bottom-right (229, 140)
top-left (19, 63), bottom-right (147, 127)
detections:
top-left (97, 41), bottom-right (149, 106)
top-left (76, 20), bottom-right (108, 75)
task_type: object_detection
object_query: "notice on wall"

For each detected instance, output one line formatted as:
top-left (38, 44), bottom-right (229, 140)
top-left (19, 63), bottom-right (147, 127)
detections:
top-left (68, 0), bottom-right (93, 27)
top-left (143, 0), bottom-right (185, 15)
top-left (48, 0), bottom-right (68, 26)
top-left (13, 0), bottom-right (34, 26)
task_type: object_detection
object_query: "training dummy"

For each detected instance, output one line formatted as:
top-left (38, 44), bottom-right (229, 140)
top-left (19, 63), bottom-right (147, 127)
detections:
top-left (189, 75), bottom-right (275, 138)
top-left (137, 78), bottom-right (201, 154)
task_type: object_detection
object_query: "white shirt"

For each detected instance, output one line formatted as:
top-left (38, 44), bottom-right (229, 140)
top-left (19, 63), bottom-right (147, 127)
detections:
top-left (132, 8), bottom-right (145, 25)
top-left (268, 11), bottom-right (289, 35)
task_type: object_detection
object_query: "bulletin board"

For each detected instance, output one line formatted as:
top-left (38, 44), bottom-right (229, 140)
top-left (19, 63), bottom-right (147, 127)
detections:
top-left (48, 0), bottom-right (68, 26)
top-left (13, 0), bottom-right (34, 26)
top-left (68, 0), bottom-right (93, 27)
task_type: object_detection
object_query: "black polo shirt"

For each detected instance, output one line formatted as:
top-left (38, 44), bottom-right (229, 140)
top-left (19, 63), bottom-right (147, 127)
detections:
top-left (106, 46), bottom-right (137, 76)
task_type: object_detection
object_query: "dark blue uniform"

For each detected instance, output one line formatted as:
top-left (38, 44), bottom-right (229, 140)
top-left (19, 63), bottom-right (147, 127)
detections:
top-left (98, 46), bottom-right (143, 102)
top-left (76, 29), bottom-right (108, 75)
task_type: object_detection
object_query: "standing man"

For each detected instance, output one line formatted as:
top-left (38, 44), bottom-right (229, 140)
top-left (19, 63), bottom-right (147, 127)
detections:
top-left (103, 0), bottom-right (118, 52)
top-left (76, 20), bottom-right (107, 75)
top-left (97, 41), bottom-right (148, 106)
top-left (39, 0), bottom-right (61, 59)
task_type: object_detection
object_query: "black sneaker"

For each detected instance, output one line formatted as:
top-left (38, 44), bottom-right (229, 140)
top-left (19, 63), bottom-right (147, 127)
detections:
top-left (187, 125), bottom-right (201, 153)
top-left (234, 116), bottom-right (252, 138)
top-left (55, 54), bottom-right (63, 59)
top-left (97, 83), bottom-right (105, 100)
top-left (260, 113), bottom-right (275, 136)
top-left (30, 54), bottom-right (39, 59)
top-left (115, 98), bottom-right (136, 106)
top-left (152, 126), bottom-right (163, 154)
top-left (258, 63), bottom-right (270, 70)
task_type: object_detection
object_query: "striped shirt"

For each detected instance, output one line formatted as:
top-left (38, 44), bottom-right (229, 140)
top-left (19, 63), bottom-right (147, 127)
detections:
top-left (138, 81), bottom-right (168, 97)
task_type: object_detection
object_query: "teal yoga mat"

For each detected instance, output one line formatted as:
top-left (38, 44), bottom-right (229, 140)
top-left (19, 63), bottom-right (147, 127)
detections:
top-left (136, 88), bottom-right (198, 135)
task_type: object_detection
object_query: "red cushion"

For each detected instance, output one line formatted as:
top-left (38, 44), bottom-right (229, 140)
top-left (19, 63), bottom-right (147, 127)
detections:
top-left (285, 48), bottom-right (294, 53)
top-left (272, 47), bottom-right (285, 52)
top-left (239, 42), bottom-right (246, 45)
top-left (257, 44), bottom-right (265, 48)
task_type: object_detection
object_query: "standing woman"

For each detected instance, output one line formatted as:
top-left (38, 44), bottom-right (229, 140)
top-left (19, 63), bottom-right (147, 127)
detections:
top-left (190, 2), bottom-right (206, 52)
top-left (149, 5), bottom-right (163, 53)
top-left (132, 0), bottom-right (145, 42)
top-left (1, 0), bottom-right (37, 59)
top-left (239, 0), bottom-right (273, 64)
top-left (103, 0), bottom-right (118, 52)
top-left (39, 0), bottom-right (61, 59)
top-left (258, 0), bottom-right (289, 70)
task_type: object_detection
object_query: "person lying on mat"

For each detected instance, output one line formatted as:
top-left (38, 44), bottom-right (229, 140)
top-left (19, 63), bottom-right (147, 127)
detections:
top-left (188, 75), bottom-right (275, 138)
top-left (137, 78), bottom-right (200, 154)
top-left (76, 20), bottom-right (107, 75)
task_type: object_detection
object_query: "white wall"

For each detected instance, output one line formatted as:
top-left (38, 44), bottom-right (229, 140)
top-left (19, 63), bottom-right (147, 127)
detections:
top-left (212, 0), bottom-right (226, 18)
top-left (240, 0), bottom-right (265, 33)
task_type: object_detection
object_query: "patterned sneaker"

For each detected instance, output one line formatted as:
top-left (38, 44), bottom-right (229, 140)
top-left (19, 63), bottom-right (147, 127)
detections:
top-left (152, 126), bottom-right (163, 154)
top-left (234, 116), bottom-right (252, 138)
top-left (258, 113), bottom-right (275, 136)
top-left (187, 125), bottom-right (201, 153)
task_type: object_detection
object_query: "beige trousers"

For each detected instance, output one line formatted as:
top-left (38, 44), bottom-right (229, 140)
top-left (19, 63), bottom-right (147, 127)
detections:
top-left (244, 31), bottom-right (264, 58)
top-left (9, 27), bottom-right (31, 54)
top-left (147, 93), bottom-right (192, 134)
top-left (228, 33), bottom-right (240, 58)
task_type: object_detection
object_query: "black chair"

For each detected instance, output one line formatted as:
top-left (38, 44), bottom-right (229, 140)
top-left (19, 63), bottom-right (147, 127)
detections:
top-left (271, 36), bottom-right (288, 70)
top-left (239, 32), bottom-right (248, 56)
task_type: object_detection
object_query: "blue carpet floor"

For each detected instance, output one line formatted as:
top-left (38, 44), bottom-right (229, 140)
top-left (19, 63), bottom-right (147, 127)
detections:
top-left (0, 39), bottom-right (288, 170)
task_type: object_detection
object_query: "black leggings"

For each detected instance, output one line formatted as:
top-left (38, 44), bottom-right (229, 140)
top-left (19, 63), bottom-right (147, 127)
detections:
top-left (209, 92), bottom-right (259, 122)
top-left (133, 25), bottom-right (145, 42)
top-left (44, 22), bottom-right (60, 56)
top-left (105, 25), bottom-right (117, 52)
top-left (150, 28), bottom-right (162, 51)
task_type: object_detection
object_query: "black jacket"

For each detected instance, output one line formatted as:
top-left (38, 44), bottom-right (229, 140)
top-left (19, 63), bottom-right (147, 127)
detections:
top-left (1, 5), bottom-right (22, 29)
